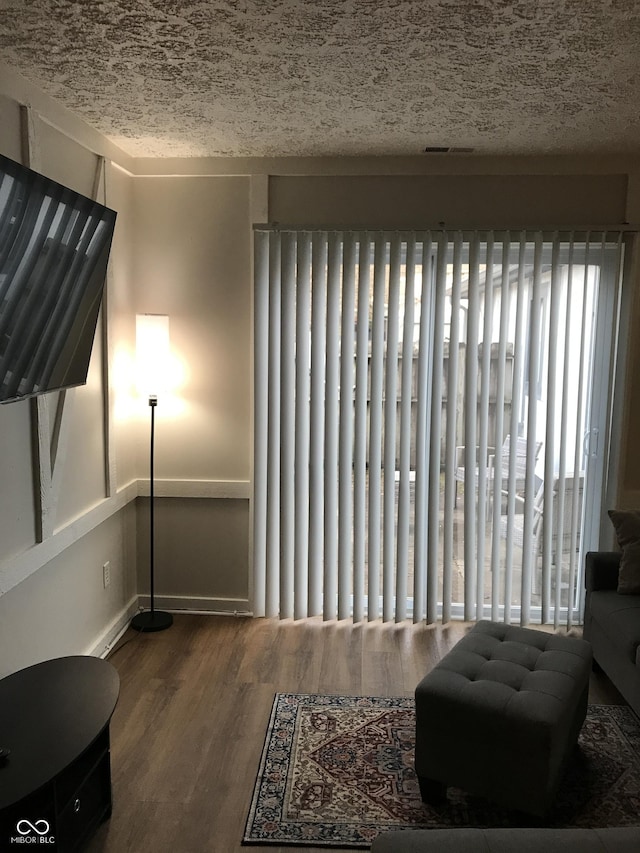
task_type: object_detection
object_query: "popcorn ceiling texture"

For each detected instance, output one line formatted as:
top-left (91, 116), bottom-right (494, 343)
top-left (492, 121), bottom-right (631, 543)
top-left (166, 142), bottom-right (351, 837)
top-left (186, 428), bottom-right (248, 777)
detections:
top-left (1, 0), bottom-right (639, 158)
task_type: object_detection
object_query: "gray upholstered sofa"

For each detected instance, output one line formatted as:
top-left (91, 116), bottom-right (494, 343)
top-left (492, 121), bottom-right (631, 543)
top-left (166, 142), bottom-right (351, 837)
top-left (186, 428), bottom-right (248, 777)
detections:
top-left (583, 550), bottom-right (640, 716)
top-left (370, 827), bottom-right (640, 852)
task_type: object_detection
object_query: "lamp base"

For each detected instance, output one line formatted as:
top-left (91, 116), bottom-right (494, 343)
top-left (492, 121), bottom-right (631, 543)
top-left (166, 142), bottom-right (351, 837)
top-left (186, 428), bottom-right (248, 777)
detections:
top-left (131, 610), bottom-right (173, 632)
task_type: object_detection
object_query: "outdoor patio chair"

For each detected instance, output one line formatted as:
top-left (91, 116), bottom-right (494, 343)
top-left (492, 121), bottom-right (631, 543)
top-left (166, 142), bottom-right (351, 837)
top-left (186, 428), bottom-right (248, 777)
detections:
top-left (454, 443), bottom-right (495, 507)
top-left (500, 473), bottom-right (584, 591)
top-left (486, 435), bottom-right (543, 514)
top-left (455, 434), bottom-right (542, 517)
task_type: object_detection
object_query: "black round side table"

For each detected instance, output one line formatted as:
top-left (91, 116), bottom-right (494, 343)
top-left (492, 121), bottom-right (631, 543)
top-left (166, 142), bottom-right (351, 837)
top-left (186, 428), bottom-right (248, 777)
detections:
top-left (0, 656), bottom-right (119, 852)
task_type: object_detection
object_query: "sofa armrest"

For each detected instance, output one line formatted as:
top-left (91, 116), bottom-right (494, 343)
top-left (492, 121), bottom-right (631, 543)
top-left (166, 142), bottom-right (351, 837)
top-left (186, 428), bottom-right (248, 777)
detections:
top-left (585, 551), bottom-right (621, 592)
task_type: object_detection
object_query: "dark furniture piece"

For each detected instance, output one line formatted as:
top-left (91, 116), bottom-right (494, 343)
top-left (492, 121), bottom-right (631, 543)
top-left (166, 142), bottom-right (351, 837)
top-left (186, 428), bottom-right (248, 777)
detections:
top-left (371, 827), bottom-right (640, 852)
top-left (0, 656), bottom-right (119, 852)
top-left (414, 620), bottom-right (592, 817)
top-left (584, 550), bottom-right (640, 716)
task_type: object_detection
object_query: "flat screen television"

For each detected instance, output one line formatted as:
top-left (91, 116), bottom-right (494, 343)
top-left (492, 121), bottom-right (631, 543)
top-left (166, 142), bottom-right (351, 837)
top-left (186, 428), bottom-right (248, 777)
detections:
top-left (0, 154), bottom-right (117, 404)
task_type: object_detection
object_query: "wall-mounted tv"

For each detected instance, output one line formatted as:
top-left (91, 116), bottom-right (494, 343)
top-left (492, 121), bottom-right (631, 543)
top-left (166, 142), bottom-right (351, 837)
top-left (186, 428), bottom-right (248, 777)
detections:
top-left (0, 154), bottom-right (117, 404)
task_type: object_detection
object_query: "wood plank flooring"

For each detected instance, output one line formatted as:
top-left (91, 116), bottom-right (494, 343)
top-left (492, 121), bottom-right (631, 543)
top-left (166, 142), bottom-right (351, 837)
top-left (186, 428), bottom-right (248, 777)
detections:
top-left (87, 614), bottom-right (625, 853)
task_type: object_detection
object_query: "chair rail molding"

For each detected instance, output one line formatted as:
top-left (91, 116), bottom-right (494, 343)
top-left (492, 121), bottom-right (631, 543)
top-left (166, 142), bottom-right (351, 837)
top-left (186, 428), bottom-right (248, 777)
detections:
top-left (0, 481), bottom-right (139, 596)
top-left (136, 479), bottom-right (251, 499)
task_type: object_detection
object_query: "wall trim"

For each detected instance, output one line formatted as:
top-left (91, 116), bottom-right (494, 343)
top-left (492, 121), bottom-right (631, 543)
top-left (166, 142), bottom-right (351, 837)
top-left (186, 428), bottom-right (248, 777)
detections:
top-left (0, 478), bottom-right (251, 597)
top-left (137, 594), bottom-right (252, 616)
top-left (85, 594), bottom-right (139, 659)
top-left (130, 154), bottom-right (640, 179)
top-left (0, 61), bottom-right (135, 171)
top-left (137, 479), bottom-right (251, 499)
top-left (0, 480), bottom-right (139, 596)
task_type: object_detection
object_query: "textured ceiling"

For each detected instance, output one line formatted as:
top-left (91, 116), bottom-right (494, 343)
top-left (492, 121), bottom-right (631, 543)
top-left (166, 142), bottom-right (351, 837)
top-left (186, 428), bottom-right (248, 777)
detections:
top-left (1, 0), bottom-right (640, 159)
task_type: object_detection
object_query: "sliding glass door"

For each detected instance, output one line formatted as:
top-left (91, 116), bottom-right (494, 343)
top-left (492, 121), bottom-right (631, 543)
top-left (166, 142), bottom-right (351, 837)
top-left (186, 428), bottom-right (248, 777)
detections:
top-left (253, 230), bottom-right (624, 626)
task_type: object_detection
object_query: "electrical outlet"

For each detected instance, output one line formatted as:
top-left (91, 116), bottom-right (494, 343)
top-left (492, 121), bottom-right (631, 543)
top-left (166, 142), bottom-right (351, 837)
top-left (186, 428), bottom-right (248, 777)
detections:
top-left (103, 561), bottom-right (111, 589)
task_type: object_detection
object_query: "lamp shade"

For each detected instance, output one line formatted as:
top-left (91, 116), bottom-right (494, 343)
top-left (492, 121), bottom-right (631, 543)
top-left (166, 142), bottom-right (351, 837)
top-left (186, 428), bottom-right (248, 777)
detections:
top-left (136, 314), bottom-right (169, 398)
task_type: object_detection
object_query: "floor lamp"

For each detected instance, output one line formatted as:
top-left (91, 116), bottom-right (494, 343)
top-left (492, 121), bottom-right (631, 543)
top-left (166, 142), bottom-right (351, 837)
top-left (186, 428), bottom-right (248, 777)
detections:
top-left (131, 314), bottom-right (173, 632)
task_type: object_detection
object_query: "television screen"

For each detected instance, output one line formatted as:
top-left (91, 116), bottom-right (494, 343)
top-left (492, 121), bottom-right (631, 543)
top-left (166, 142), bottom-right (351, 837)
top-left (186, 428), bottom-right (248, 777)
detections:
top-left (0, 154), bottom-right (117, 404)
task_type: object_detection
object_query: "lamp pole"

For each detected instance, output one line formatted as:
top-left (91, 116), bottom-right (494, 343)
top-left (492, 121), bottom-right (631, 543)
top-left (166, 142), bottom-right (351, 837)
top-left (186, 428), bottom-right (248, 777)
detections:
top-left (149, 394), bottom-right (157, 617)
top-left (131, 390), bottom-right (173, 632)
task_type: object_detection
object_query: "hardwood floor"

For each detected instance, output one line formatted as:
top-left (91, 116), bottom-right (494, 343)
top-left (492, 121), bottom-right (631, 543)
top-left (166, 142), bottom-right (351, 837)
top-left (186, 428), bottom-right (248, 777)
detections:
top-left (87, 614), bottom-right (625, 853)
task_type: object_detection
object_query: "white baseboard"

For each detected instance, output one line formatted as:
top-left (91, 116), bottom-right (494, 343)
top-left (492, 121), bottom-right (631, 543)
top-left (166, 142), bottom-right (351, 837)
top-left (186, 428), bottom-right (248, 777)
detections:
top-left (84, 593), bottom-right (252, 661)
top-left (137, 594), bottom-right (252, 616)
top-left (85, 595), bottom-right (140, 659)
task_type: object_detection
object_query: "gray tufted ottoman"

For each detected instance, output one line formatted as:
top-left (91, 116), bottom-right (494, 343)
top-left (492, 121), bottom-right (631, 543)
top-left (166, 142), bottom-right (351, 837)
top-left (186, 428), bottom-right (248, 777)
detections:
top-left (415, 620), bottom-right (592, 816)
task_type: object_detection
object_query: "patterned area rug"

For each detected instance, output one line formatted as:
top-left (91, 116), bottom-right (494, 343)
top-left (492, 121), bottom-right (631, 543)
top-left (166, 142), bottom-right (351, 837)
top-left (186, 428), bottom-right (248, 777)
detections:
top-left (243, 694), bottom-right (640, 848)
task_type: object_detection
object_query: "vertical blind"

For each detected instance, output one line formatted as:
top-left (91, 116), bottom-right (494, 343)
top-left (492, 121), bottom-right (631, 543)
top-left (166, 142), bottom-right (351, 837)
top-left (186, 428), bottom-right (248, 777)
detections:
top-left (253, 229), bottom-right (623, 625)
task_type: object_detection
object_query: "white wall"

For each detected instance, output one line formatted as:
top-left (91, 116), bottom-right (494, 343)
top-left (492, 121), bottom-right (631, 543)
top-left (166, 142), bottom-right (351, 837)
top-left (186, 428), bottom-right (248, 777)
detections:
top-left (2, 61), bottom-right (640, 654)
top-left (269, 173), bottom-right (628, 228)
top-left (0, 72), bottom-right (139, 676)
top-left (131, 176), bottom-right (252, 609)
top-left (129, 157), bottom-right (640, 616)
top-left (131, 176), bottom-right (251, 481)
top-left (0, 506), bottom-right (137, 673)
